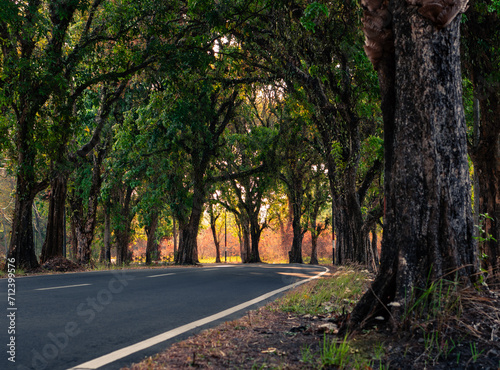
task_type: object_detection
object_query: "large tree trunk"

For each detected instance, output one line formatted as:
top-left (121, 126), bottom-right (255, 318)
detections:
top-left (471, 102), bottom-right (500, 281)
top-left (115, 229), bottom-right (130, 265)
top-left (8, 180), bottom-right (39, 270)
top-left (210, 217), bottom-right (222, 264)
top-left (115, 187), bottom-right (133, 265)
top-left (310, 222), bottom-right (320, 265)
top-left (288, 177), bottom-right (304, 264)
top-left (175, 176), bottom-right (204, 265)
top-left (145, 212), bottom-right (159, 265)
top-left (70, 152), bottom-right (105, 265)
top-left (7, 116), bottom-right (45, 270)
top-left (69, 217), bottom-right (78, 260)
top-left (325, 159), bottom-right (366, 267)
top-left (100, 203), bottom-right (112, 263)
top-left (462, 0), bottom-right (500, 284)
top-left (474, 148), bottom-right (500, 281)
top-left (176, 220), bottom-right (200, 265)
top-left (249, 220), bottom-right (262, 263)
top-left (289, 215), bottom-right (304, 264)
top-left (40, 174), bottom-right (68, 263)
top-left (173, 217), bottom-right (178, 259)
top-left (347, 0), bottom-right (478, 331)
top-left (238, 217), bottom-right (251, 263)
top-left (334, 187), bottom-right (364, 265)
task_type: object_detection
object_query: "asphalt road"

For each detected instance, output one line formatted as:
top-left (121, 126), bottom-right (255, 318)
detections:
top-left (0, 264), bottom-right (327, 370)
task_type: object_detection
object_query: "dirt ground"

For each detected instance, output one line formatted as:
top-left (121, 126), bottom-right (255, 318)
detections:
top-left (124, 302), bottom-right (340, 369)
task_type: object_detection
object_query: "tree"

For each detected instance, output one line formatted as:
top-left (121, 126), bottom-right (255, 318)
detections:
top-left (0, 168), bottom-right (15, 255)
top-left (68, 138), bottom-right (109, 264)
top-left (133, 62), bottom-right (242, 265)
top-left (303, 163), bottom-right (331, 265)
top-left (347, 0), bottom-right (478, 330)
top-left (144, 210), bottom-right (160, 265)
top-left (0, 0), bottom-right (169, 269)
top-left (278, 106), bottom-right (320, 264)
top-left (207, 199), bottom-right (223, 263)
top-left (462, 1), bottom-right (500, 281)
top-left (215, 88), bottom-right (281, 263)
top-left (43, 84), bottom-right (124, 264)
top-left (228, 0), bottom-right (383, 266)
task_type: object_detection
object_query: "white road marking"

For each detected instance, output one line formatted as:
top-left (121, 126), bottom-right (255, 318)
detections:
top-left (212, 265), bottom-right (237, 267)
top-left (35, 283), bottom-right (91, 291)
top-left (67, 266), bottom-right (329, 370)
top-left (146, 273), bottom-right (176, 278)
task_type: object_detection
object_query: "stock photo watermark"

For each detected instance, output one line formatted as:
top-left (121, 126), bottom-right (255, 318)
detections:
top-left (6, 258), bottom-right (17, 364)
top-left (16, 269), bottom-right (134, 370)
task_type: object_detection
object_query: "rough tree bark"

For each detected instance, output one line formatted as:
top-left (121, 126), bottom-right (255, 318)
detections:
top-left (7, 115), bottom-right (47, 270)
top-left (287, 169), bottom-right (305, 264)
top-left (175, 171), bottom-right (204, 265)
top-left (145, 211), bottom-right (159, 265)
top-left (249, 217), bottom-right (263, 263)
top-left (100, 203), bottom-right (112, 264)
top-left (114, 185), bottom-right (134, 265)
top-left (237, 216), bottom-right (252, 263)
top-left (310, 219), bottom-right (329, 266)
top-left (462, 4), bottom-right (500, 281)
top-left (470, 97), bottom-right (500, 281)
top-left (40, 173), bottom-right (68, 263)
top-left (347, 0), bottom-right (478, 331)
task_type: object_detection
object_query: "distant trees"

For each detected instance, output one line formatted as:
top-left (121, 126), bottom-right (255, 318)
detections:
top-left (278, 104), bottom-right (321, 264)
top-left (215, 88), bottom-right (281, 263)
top-left (229, 0), bottom-right (383, 267)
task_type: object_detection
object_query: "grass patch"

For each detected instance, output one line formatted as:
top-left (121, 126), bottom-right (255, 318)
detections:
top-left (276, 265), bottom-right (391, 369)
top-left (198, 256), bottom-right (242, 264)
top-left (277, 265), bottom-right (373, 316)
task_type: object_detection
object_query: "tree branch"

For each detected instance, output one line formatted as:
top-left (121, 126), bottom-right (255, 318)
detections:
top-left (71, 80), bottom-right (128, 160)
top-left (357, 159), bottom-right (382, 205)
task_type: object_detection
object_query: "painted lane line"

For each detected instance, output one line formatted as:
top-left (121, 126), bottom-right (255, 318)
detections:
top-left (209, 265), bottom-right (237, 268)
top-left (146, 273), bottom-right (176, 278)
top-left (67, 266), bottom-right (329, 370)
top-left (35, 283), bottom-right (92, 291)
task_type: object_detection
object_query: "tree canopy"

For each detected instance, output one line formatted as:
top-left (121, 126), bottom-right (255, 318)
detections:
top-left (0, 0), bottom-right (498, 334)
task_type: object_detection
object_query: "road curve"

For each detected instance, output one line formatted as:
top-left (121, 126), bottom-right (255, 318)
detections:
top-left (1, 264), bottom-right (327, 370)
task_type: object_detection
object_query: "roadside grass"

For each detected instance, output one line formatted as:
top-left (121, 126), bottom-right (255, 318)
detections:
top-left (277, 265), bottom-right (373, 316)
top-left (276, 265), bottom-right (384, 369)
top-left (275, 267), bottom-right (500, 369)
top-left (198, 256), bottom-right (242, 264)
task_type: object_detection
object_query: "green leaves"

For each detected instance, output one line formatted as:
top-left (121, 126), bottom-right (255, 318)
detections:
top-left (300, 2), bottom-right (329, 32)
top-left (488, 0), bottom-right (500, 14)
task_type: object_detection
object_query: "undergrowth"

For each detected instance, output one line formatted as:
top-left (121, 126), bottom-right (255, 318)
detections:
top-left (393, 275), bottom-right (500, 368)
top-left (277, 265), bottom-right (372, 316)
top-left (278, 266), bottom-right (383, 369)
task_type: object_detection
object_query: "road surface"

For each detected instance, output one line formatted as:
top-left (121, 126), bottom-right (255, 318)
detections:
top-left (0, 264), bottom-right (327, 370)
